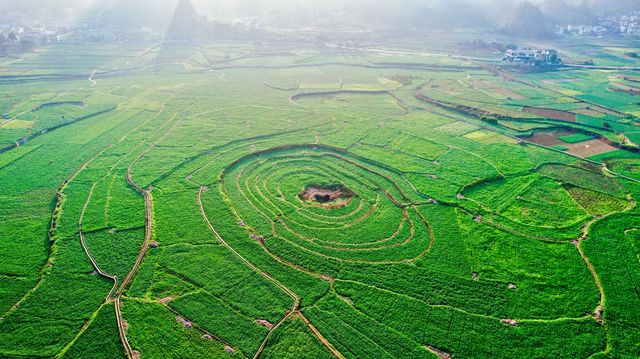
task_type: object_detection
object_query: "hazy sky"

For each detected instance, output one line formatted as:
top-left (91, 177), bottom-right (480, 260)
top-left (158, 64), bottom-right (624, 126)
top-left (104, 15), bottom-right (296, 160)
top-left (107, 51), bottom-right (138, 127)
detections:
top-left (0, 0), bottom-right (525, 24)
top-left (0, 0), bottom-right (635, 29)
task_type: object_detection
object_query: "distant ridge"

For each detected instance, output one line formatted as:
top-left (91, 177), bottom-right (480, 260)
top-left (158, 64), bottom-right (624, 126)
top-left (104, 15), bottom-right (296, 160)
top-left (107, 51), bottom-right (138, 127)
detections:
top-left (166, 0), bottom-right (204, 41)
top-left (502, 2), bottom-right (553, 39)
top-left (164, 0), bottom-right (264, 42)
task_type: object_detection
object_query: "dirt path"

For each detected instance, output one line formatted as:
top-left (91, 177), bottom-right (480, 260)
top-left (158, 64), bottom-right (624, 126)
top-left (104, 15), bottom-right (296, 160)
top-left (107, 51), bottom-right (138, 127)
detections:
top-left (0, 144), bottom-right (112, 321)
top-left (197, 187), bottom-right (344, 359)
top-left (124, 43), bottom-right (161, 67)
top-left (108, 151), bottom-right (156, 359)
top-left (114, 296), bottom-right (135, 358)
top-left (198, 187), bottom-right (299, 355)
top-left (117, 170), bottom-right (153, 298)
top-left (88, 70), bottom-right (97, 87)
top-left (49, 95), bottom-right (177, 358)
top-left (63, 97), bottom-right (176, 359)
top-left (573, 217), bottom-right (607, 319)
top-left (564, 64), bottom-right (640, 71)
top-left (227, 153), bottom-right (434, 264)
top-left (298, 312), bottom-right (345, 358)
top-left (112, 125), bottom-right (173, 359)
top-left (111, 102), bottom-right (200, 358)
top-left (570, 217), bottom-right (611, 354)
top-left (79, 183), bottom-right (119, 299)
top-left (569, 197), bottom-right (637, 355)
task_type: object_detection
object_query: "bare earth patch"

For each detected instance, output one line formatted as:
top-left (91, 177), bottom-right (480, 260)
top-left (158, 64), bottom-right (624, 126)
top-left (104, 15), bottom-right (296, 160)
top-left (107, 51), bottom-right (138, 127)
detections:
top-left (299, 183), bottom-right (354, 209)
top-left (501, 319), bottom-right (519, 326)
top-left (525, 130), bottom-right (576, 147)
top-left (524, 130), bottom-right (616, 158)
top-left (159, 297), bottom-right (173, 304)
top-left (338, 294), bottom-right (353, 305)
top-left (176, 316), bottom-right (192, 328)
top-left (565, 139), bottom-right (617, 158)
top-left (425, 345), bottom-right (452, 359)
top-left (249, 231), bottom-right (265, 243)
top-left (592, 305), bottom-right (604, 324)
top-left (522, 107), bottom-right (577, 122)
top-left (256, 319), bottom-right (274, 329)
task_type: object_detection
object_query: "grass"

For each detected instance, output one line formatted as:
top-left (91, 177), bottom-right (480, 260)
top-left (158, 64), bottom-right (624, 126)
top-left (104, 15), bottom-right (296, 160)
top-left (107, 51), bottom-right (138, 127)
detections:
top-left (559, 133), bottom-right (595, 144)
top-left (0, 37), bottom-right (638, 359)
top-left (261, 315), bottom-right (333, 359)
top-left (62, 304), bottom-right (126, 359)
top-left (122, 299), bottom-right (234, 359)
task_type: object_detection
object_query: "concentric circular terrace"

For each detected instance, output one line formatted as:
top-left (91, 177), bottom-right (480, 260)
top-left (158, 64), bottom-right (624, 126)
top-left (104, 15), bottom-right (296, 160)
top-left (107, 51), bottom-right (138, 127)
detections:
top-left (217, 145), bottom-right (434, 270)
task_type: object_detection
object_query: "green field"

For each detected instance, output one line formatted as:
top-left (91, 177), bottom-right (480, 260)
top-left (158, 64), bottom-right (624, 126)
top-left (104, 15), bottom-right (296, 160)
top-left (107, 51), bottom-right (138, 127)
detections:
top-left (559, 133), bottom-right (595, 144)
top-left (0, 34), bottom-right (639, 359)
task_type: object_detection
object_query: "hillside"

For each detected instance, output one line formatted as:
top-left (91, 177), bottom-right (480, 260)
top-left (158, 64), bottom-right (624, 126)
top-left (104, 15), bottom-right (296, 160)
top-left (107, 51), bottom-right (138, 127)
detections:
top-left (502, 1), bottom-right (553, 39)
top-left (166, 0), bottom-right (205, 41)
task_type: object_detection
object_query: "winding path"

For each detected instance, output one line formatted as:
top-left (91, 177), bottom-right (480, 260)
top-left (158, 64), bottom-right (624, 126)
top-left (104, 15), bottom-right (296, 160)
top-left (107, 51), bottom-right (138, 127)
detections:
top-left (197, 186), bottom-right (344, 359)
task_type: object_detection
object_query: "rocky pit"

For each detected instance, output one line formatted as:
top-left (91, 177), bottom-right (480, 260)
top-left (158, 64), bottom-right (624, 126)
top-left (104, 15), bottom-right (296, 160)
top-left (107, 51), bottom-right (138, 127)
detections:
top-left (298, 184), bottom-right (354, 208)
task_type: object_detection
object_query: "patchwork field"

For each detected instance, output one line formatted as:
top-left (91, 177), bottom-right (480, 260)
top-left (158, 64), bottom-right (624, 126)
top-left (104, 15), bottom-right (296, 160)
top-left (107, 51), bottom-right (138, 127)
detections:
top-left (0, 36), bottom-right (639, 359)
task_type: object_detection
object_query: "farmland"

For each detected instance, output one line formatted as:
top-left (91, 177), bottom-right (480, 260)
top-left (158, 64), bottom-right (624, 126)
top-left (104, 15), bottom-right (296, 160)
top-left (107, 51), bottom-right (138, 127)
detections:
top-left (0, 34), bottom-right (639, 359)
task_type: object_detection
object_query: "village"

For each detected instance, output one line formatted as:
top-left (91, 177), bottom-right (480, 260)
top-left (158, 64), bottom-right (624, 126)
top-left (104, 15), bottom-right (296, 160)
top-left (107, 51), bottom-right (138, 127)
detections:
top-left (555, 10), bottom-right (640, 36)
top-left (0, 22), bottom-right (62, 54)
top-left (502, 47), bottom-right (562, 67)
top-left (0, 15), bottom-right (161, 55)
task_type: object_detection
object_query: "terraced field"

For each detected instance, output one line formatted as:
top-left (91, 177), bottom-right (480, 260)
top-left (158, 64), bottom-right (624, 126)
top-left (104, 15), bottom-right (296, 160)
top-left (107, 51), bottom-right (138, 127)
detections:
top-left (1, 39), bottom-right (639, 359)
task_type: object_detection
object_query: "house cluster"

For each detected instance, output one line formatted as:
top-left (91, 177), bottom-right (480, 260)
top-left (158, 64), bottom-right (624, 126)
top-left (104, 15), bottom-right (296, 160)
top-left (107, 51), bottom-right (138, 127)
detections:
top-left (555, 10), bottom-right (640, 36)
top-left (0, 24), bottom-right (61, 44)
top-left (0, 22), bottom-right (65, 55)
top-left (502, 48), bottom-right (562, 66)
top-left (0, 13), bottom-right (162, 49)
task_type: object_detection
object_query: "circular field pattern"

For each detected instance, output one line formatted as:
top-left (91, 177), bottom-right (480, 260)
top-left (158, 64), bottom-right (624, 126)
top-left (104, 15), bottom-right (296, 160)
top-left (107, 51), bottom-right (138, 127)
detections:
top-left (219, 145), bottom-right (434, 272)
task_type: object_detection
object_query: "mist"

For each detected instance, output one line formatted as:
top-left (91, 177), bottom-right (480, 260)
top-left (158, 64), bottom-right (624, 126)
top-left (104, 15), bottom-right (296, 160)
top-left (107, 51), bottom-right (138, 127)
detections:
top-left (0, 0), bottom-right (638, 32)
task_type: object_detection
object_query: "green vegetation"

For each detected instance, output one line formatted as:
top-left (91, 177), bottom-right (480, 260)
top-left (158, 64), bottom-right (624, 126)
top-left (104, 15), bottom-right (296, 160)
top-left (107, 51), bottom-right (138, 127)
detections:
top-left (0, 35), bottom-right (638, 359)
top-left (559, 133), bottom-right (595, 143)
top-left (62, 304), bottom-right (126, 359)
top-left (261, 316), bottom-right (334, 359)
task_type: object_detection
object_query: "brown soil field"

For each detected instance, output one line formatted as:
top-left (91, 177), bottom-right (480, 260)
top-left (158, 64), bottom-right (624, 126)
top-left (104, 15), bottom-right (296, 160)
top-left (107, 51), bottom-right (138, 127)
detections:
top-left (525, 130), bottom-right (616, 158)
top-left (526, 130), bottom-right (576, 146)
top-left (565, 139), bottom-right (617, 158)
top-left (522, 107), bottom-right (577, 122)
